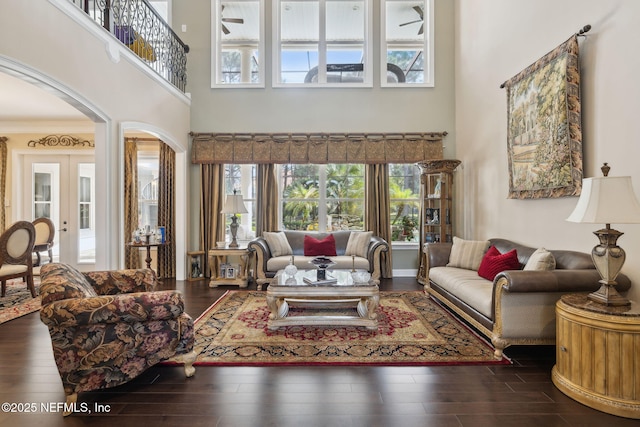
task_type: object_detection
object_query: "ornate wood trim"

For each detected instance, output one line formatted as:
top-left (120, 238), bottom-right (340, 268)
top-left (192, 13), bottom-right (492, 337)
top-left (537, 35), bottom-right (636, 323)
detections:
top-left (27, 135), bottom-right (95, 148)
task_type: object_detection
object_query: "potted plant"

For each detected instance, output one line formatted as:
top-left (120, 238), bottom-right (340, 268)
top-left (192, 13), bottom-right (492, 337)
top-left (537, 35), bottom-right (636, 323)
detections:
top-left (400, 215), bottom-right (417, 241)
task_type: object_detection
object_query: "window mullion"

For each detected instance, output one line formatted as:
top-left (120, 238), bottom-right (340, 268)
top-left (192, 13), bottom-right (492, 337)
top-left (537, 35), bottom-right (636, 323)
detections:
top-left (318, 165), bottom-right (327, 231)
top-left (318, 0), bottom-right (327, 84)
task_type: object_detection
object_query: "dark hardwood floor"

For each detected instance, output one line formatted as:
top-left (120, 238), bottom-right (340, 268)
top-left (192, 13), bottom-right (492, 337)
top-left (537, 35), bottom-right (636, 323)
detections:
top-left (1, 277), bottom-right (637, 427)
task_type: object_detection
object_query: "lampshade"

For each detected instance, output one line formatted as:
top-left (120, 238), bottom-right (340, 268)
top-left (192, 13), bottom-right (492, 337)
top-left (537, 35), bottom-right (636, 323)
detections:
top-left (220, 193), bottom-right (248, 215)
top-left (566, 176), bottom-right (640, 224)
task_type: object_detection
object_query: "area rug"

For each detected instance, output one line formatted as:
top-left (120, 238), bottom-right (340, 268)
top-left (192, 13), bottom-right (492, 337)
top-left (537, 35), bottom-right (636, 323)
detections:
top-left (175, 290), bottom-right (510, 366)
top-left (0, 278), bottom-right (41, 324)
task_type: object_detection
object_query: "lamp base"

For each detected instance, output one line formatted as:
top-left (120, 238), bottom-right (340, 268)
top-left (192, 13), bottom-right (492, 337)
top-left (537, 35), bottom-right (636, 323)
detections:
top-left (588, 282), bottom-right (630, 306)
top-left (589, 226), bottom-right (630, 306)
top-left (229, 214), bottom-right (240, 248)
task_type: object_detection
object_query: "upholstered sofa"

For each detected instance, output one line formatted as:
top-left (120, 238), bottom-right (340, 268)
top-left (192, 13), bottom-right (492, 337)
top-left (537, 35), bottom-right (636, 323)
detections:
top-left (423, 238), bottom-right (631, 358)
top-left (249, 230), bottom-right (389, 289)
top-left (39, 263), bottom-right (196, 415)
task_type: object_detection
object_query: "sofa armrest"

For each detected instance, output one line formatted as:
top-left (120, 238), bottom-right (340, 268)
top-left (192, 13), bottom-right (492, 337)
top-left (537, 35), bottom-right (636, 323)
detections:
top-left (248, 237), bottom-right (272, 283)
top-left (424, 242), bottom-right (453, 269)
top-left (83, 269), bottom-right (157, 295)
top-left (366, 236), bottom-right (389, 263)
top-left (495, 269), bottom-right (632, 293)
top-left (40, 290), bottom-right (186, 328)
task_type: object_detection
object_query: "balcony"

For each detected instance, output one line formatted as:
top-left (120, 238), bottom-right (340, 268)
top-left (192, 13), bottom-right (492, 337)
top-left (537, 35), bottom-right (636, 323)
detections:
top-left (70, 0), bottom-right (189, 92)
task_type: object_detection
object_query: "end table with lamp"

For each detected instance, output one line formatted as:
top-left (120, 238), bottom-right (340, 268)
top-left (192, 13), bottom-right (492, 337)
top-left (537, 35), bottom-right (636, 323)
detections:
top-left (553, 163), bottom-right (640, 418)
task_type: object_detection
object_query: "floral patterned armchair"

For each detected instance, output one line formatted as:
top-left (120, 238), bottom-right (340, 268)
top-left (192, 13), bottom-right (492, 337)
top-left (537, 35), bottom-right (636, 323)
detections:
top-left (39, 263), bottom-right (196, 415)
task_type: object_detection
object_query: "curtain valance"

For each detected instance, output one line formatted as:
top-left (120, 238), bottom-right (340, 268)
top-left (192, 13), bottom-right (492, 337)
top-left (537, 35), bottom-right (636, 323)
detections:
top-left (190, 132), bottom-right (446, 164)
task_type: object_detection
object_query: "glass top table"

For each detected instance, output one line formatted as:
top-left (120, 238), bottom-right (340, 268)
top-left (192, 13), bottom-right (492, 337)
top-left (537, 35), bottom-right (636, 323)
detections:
top-left (266, 269), bottom-right (379, 331)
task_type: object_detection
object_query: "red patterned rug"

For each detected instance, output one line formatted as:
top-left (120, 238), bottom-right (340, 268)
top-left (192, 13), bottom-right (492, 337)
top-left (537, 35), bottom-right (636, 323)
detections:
top-left (0, 278), bottom-right (41, 324)
top-left (179, 291), bottom-right (510, 366)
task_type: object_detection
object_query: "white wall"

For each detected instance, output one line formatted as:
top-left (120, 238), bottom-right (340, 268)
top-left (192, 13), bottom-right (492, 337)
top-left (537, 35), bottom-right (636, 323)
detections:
top-left (0, 0), bottom-right (191, 277)
top-left (455, 0), bottom-right (640, 302)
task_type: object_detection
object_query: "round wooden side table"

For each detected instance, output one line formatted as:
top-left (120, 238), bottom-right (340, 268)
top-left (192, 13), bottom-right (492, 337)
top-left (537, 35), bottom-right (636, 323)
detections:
top-left (552, 294), bottom-right (640, 419)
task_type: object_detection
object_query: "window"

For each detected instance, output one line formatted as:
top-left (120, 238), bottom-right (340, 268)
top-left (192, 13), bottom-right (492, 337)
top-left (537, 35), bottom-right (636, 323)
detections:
top-left (79, 176), bottom-right (92, 230)
top-left (224, 164), bottom-right (257, 241)
top-left (381, 0), bottom-right (434, 86)
top-left (273, 0), bottom-right (372, 86)
top-left (389, 163), bottom-right (420, 242)
top-left (212, 0), bottom-right (265, 87)
top-left (137, 143), bottom-right (159, 229)
top-left (279, 164), bottom-right (365, 231)
top-left (34, 172), bottom-right (52, 219)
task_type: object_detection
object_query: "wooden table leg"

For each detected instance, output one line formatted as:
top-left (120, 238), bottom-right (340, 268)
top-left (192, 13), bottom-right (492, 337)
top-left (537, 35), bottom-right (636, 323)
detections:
top-left (145, 246), bottom-right (152, 269)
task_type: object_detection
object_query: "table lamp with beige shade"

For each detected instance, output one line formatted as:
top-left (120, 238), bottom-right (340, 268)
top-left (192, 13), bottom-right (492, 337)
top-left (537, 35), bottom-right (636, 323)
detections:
top-left (566, 163), bottom-right (640, 306)
top-left (220, 190), bottom-right (248, 248)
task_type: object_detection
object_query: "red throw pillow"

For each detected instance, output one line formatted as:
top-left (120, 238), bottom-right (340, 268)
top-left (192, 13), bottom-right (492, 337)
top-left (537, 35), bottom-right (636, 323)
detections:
top-left (303, 234), bottom-right (337, 256)
top-left (477, 246), bottom-right (520, 281)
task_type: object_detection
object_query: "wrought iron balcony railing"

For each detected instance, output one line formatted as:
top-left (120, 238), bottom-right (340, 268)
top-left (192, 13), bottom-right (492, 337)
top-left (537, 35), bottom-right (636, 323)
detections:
top-left (70, 0), bottom-right (189, 92)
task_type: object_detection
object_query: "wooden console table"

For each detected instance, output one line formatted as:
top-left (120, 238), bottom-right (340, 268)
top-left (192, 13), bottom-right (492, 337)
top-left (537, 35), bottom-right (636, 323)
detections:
top-left (552, 294), bottom-right (640, 419)
top-left (208, 246), bottom-right (251, 288)
top-left (127, 241), bottom-right (166, 276)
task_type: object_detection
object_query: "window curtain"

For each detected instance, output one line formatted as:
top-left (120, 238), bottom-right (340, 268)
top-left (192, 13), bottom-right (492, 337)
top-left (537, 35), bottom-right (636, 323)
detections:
top-left (124, 138), bottom-right (140, 269)
top-left (365, 164), bottom-right (392, 278)
top-left (256, 164), bottom-right (278, 234)
top-left (200, 164), bottom-right (226, 277)
top-left (157, 141), bottom-right (176, 278)
top-left (191, 132), bottom-right (445, 164)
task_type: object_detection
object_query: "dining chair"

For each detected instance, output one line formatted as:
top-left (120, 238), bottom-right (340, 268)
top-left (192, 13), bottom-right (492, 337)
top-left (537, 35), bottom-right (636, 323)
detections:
top-left (32, 217), bottom-right (55, 266)
top-left (0, 220), bottom-right (36, 298)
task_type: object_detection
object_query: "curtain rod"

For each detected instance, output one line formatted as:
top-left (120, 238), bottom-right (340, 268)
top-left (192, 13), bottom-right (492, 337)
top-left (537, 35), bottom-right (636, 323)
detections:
top-left (499, 24), bottom-right (591, 89)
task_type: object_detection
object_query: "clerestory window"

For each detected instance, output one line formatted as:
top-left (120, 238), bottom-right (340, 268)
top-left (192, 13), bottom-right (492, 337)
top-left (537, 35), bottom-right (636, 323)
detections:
top-left (212, 0), bottom-right (265, 87)
top-left (273, 0), bottom-right (373, 87)
top-left (381, 0), bottom-right (434, 86)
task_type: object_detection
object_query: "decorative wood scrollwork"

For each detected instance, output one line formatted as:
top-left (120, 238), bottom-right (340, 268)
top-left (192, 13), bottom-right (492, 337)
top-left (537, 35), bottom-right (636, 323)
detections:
top-left (27, 135), bottom-right (95, 148)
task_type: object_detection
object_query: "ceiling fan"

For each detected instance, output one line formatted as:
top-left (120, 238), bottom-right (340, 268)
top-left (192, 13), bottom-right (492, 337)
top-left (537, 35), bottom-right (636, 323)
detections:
top-left (399, 5), bottom-right (424, 35)
top-left (221, 5), bottom-right (244, 35)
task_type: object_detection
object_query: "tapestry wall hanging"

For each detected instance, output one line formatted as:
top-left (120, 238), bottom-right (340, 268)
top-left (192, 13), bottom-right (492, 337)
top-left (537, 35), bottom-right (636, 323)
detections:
top-left (502, 34), bottom-right (583, 199)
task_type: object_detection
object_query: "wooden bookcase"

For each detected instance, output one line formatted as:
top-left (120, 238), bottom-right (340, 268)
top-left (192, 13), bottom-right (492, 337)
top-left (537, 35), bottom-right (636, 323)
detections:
top-left (416, 159), bottom-right (461, 284)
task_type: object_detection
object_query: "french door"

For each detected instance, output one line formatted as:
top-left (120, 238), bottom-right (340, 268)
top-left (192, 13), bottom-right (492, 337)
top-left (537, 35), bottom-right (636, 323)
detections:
top-left (22, 154), bottom-right (96, 271)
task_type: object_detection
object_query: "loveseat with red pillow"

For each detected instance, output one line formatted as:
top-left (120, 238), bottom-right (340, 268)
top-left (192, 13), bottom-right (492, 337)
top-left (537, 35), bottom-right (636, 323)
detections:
top-left (249, 230), bottom-right (389, 290)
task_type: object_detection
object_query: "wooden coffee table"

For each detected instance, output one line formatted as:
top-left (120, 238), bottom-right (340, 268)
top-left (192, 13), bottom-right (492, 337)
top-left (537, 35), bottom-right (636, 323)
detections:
top-left (266, 269), bottom-right (379, 331)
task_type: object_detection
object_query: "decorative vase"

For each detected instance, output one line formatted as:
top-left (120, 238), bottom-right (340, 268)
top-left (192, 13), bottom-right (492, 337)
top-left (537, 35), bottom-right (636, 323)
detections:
top-left (284, 256), bottom-right (297, 277)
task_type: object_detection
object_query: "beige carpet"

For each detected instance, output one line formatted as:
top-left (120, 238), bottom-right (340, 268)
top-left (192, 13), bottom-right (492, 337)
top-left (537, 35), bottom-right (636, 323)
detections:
top-left (174, 290), bottom-right (510, 366)
top-left (0, 278), bottom-right (41, 324)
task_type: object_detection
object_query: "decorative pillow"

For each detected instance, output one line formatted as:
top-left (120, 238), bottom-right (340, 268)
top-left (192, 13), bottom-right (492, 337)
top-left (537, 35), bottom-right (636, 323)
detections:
top-left (477, 246), bottom-right (521, 281)
top-left (447, 237), bottom-right (490, 270)
top-left (345, 231), bottom-right (373, 258)
top-left (304, 234), bottom-right (337, 256)
top-left (524, 247), bottom-right (556, 271)
top-left (263, 231), bottom-right (293, 257)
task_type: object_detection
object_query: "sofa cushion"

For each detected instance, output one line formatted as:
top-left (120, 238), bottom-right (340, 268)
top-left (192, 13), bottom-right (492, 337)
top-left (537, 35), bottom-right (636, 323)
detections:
top-left (304, 234), bottom-right (337, 256)
top-left (524, 247), bottom-right (556, 271)
top-left (477, 246), bottom-right (520, 281)
top-left (447, 237), bottom-right (490, 270)
top-left (345, 231), bottom-right (373, 258)
top-left (429, 266), bottom-right (494, 319)
top-left (264, 231), bottom-right (293, 257)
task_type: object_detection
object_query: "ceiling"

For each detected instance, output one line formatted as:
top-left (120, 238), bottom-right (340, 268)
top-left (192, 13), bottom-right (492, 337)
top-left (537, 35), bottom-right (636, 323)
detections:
top-left (0, 71), bottom-right (89, 123)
